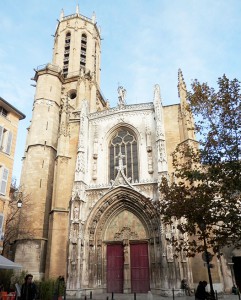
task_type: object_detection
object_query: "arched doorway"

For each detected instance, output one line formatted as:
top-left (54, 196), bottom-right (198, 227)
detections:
top-left (105, 210), bottom-right (150, 293)
top-left (106, 241), bottom-right (150, 293)
top-left (87, 187), bottom-right (161, 293)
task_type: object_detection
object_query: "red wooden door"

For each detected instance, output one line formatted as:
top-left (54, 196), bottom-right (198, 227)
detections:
top-left (107, 244), bottom-right (124, 293)
top-left (130, 243), bottom-right (150, 293)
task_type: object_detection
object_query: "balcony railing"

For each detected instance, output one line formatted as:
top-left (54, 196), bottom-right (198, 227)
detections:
top-left (36, 63), bottom-right (61, 73)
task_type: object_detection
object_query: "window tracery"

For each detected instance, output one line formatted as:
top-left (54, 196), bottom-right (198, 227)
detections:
top-left (109, 128), bottom-right (138, 182)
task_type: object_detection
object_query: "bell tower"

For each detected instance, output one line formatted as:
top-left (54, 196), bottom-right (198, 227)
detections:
top-left (16, 7), bottom-right (107, 279)
top-left (52, 6), bottom-right (101, 87)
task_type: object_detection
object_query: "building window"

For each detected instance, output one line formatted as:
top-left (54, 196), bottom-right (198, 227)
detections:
top-left (80, 33), bottom-right (87, 68)
top-left (0, 213), bottom-right (4, 240)
top-left (0, 125), bottom-right (12, 155)
top-left (0, 107), bottom-right (8, 118)
top-left (109, 128), bottom-right (139, 182)
top-left (63, 32), bottom-right (71, 78)
top-left (0, 167), bottom-right (9, 195)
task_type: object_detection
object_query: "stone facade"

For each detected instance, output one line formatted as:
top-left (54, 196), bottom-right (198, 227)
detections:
top-left (15, 7), bottom-right (239, 296)
top-left (0, 97), bottom-right (25, 252)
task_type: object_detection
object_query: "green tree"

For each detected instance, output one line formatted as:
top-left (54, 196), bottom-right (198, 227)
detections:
top-left (159, 75), bottom-right (241, 256)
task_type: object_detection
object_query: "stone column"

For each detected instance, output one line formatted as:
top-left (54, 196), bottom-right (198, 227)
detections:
top-left (123, 239), bottom-right (130, 293)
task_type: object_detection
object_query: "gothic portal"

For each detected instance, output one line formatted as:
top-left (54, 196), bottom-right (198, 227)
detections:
top-left (15, 6), bottom-right (235, 296)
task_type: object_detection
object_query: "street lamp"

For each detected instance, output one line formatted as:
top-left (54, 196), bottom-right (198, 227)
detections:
top-left (13, 191), bottom-right (23, 242)
top-left (17, 199), bottom-right (22, 208)
top-left (13, 191), bottom-right (23, 208)
top-left (199, 222), bottom-right (215, 300)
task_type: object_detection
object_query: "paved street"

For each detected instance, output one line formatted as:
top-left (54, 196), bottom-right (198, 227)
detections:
top-left (66, 292), bottom-right (240, 300)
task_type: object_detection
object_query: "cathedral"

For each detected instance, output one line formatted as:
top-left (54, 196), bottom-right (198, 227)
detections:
top-left (15, 6), bottom-right (239, 296)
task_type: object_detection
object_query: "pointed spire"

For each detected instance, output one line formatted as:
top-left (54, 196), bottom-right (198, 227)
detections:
top-left (60, 9), bottom-right (64, 21)
top-left (92, 11), bottom-right (96, 24)
top-left (177, 69), bottom-right (195, 141)
top-left (178, 68), bottom-right (187, 98)
top-left (153, 84), bottom-right (162, 104)
top-left (76, 4), bottom-right (79, 15)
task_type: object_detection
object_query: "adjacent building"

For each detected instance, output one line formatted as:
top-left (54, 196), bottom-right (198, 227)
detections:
top-left (15, 6), bottom-right (240, 296)
top-left (0, 97), bottom-right (25, 252)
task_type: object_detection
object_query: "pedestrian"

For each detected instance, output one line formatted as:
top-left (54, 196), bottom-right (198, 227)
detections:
top-left (53, 276), bottom-right (65, 300)
top-left (20, 274), bottom-right (37, 300)
top-left (181, 279), bottom-right (192, 296)
top-left (232, 286), bottom-right (239, 295)
top-left (195, 281), bottom-right (210, 300)
top-left (0, 283), bottom-right (4, 292)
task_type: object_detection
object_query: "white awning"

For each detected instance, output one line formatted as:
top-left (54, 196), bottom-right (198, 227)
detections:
top-left (0, 255), bottom-right (22, 269)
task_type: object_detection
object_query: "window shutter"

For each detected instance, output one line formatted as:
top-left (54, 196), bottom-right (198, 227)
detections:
top-left (0, 126), bottom-right (3, 148)
top-left (0, 167), bottom-right (9, 195)
top-left (5, 131), bottom-right (12, 154)
top-left (0, 213), bottom-right (4, 237)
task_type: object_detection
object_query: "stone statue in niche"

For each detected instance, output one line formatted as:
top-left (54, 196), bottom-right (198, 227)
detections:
top-left (123, 239), bottom-right (129, 263)
top-left (71, 224), bottom-right (78, 244)
top-left (73, 206), bottom-right (79, 220)
top-left (116, 152), bottom-right (125, 171)
top-left (117, 86), bottom-right (126, 107)
top-left (167, 243), bottom-right (174, 262)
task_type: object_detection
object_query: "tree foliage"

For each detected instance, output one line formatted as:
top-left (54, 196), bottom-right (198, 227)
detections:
top-left (159, 75), bottom-right (241, 256)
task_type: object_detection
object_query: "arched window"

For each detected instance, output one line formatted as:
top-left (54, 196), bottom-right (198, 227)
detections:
top-left (80, 33), bottom-right (87, 68)
top-left (63, 32), bottom-right (71, 78)
top-left (109, 128), bottom-right (138, 182)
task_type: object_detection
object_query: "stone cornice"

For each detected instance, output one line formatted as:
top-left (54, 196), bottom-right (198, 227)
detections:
top-left (25, 143), bottom-right (57, 153)
top-left (49, 208), bottom-right (69, 215)
top-left (87, 180), bottom-right (158, 191)
top-left (89, 103), bottom-right (154, 120)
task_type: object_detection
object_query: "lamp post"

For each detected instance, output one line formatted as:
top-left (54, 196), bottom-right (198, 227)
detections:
top-left (3, 190), bottom-right (23, 257)
top-left (199, 222), bottom-right (215, 300)
top-left (17, 199), bottom-right (23, 208)
top-left (14, 191), bottom-right (23, 240)
top-left (13, 191), bottom-right (23, 207)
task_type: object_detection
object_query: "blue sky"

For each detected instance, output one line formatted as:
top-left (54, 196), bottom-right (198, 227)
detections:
top-left (0, 0), bottom-right (241, 184)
